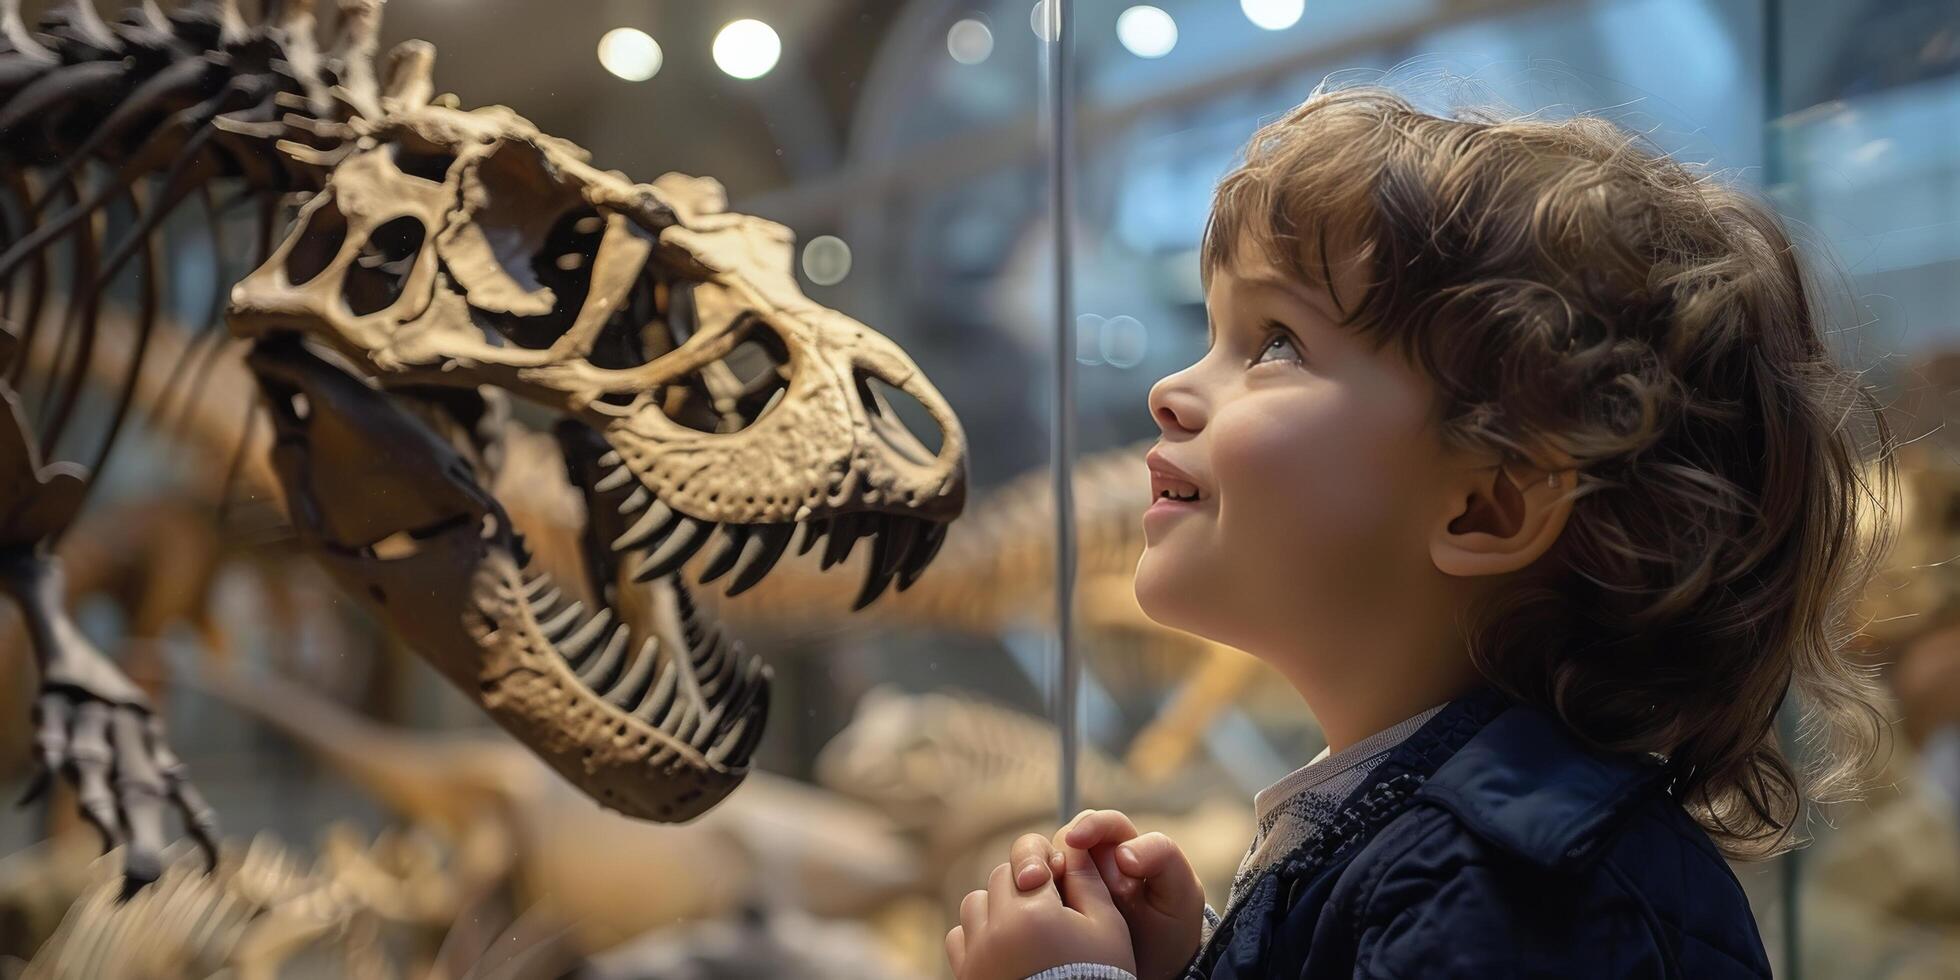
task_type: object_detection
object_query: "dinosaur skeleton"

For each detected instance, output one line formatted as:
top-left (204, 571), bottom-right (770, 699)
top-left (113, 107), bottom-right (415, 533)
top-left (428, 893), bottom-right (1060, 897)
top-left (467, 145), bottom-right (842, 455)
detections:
top-left (201, 665), bottom-right (927, 954)
top-left (12, 823), bottom-right (566, 980)
top-left (1, 0), bottom-right (967, 888)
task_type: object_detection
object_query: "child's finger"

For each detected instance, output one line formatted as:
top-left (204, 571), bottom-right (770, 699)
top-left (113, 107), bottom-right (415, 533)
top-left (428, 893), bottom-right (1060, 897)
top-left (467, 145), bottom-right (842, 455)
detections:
top-left (1057, 844), bottom-right (1122, 928)
top-left (1117, 833), bottom-right (1203, 913)
top-left (1089, 843), bottom-right (1140, 903)
top-left (945, 925), bottom-right (967, 976)
top-left (960, 886), bottom-right (988, 937)
top-left (986, 861), bottom-right (1019, 917)
top-left (1063, 809), bottom-right (1141, 850)
top-left (1010, 832), bottom-right (1060, 891)
top-left (1115, 832), bottom-right (1192, 880)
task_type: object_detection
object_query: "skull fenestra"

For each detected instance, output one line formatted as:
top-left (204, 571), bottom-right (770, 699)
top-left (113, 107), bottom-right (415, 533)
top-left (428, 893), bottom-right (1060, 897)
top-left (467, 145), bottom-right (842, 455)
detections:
top-left (227, 93), bottom-right (967, 821)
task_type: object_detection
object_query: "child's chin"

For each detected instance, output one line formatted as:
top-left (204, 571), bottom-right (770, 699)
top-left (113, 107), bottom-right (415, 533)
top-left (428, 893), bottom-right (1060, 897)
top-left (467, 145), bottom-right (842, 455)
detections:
top-left (1133, 553), bottom-right (1200, 631)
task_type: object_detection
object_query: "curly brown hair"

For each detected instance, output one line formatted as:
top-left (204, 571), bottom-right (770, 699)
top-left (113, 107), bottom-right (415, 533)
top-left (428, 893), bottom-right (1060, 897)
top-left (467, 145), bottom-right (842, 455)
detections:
top-left (1204, 82), bottom-right (1899, 859)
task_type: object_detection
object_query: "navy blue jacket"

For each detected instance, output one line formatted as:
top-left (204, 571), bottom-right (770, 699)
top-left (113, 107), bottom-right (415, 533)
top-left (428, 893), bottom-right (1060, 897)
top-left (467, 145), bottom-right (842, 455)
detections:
top-left (1191, 687), bottom-right (1773, 979)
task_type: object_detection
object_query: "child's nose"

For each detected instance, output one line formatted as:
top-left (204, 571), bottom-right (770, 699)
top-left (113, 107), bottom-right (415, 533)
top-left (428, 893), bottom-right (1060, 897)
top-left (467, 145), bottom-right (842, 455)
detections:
top-left (1149, 374), bottom-right (1206, 435)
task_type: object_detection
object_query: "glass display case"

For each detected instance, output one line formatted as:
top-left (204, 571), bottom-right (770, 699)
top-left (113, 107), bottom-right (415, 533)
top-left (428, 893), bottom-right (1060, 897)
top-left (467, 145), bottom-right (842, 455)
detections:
top-left (0, 0), bottom-right (1954, 976)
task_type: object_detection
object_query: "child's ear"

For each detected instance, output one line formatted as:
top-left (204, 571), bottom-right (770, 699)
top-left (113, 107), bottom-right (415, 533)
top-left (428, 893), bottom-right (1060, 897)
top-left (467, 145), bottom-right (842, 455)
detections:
top-left (1430, 460), bottom-right (1576, 578)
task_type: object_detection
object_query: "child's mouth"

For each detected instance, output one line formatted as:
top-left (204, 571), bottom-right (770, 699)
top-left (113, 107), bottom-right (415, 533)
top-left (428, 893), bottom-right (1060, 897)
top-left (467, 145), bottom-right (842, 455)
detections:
top-left (1146, 451), bottom-right (1208, 508)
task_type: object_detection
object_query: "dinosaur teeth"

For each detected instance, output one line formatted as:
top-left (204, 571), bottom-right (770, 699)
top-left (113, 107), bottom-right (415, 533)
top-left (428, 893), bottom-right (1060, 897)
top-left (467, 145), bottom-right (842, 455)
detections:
top-left (796, 517), bottom-right (830, 557)
top-left (595, 464), bottom-right (634, 493)
top-left (555, 608), bottom-right (615, 665)
top-left (521, 574), bottom-right (554, 602)
top-left (537, 600), bottom-right (585, 640)
top-left (598, 450), bottom-right (621, 468)
top-left (616, 486), bottom-right (650, 515)
top-left (529, 586), bottom-right (563, 615)
top-left (575, 623), bottom-right (632, 690)
top-left (853, 520), bottom-right (898, 610)
top-left (632, 644), bottom-right (681, 721)
top-left (693, 623), bottom-right (734, 699)
top-left (880, 517), bottom-right (919, 580)
top-left (632, 518), bottom-right (713, 582)
top-left (898, 520), bottom-right (949, 590)
top-left (820, 514), bottom-right (861, 570)
top-left (602, 636), bottom-right (661, 709)
top-left (724, 523), bottom-right (794, 597)
top-left (705, 660), bottom-right (771, 765)
top-left (697, 525), bottom-right (751, 584)
top-left (612, 498), bottom-right (678, 552)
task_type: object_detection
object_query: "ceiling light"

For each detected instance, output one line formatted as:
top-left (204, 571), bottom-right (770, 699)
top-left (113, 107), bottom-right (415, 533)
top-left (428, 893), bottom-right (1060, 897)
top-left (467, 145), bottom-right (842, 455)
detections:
top-left (1241, 0), bottom-right (1305, 31)
top-left (713, 19), bottom-right (781, 80)
top-left (948, 17), bottom-right (994, 64)
top-left (597, 28), bottom-right (662, 82)
top-left (1116, 6), bottom-right (1177, 59)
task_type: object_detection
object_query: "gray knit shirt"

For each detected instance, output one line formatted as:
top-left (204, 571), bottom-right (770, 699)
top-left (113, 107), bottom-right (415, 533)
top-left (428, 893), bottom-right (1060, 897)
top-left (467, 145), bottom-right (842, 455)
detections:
top-left (1024, 703), bottom-right (1447, 980)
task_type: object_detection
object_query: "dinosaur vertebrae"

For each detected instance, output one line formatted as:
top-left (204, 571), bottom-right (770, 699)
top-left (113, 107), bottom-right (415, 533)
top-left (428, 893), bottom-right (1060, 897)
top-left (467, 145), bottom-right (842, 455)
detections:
top-left (0, 0), bottom-right (364, 483)
top-left (23, 827), bottom-right (459, 979)
top-left (0, 0), bottom-right (356, 188)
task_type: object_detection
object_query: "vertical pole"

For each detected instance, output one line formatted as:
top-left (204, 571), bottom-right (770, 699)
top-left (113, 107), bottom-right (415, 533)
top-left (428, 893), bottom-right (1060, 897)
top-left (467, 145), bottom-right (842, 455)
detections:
top-left (1760, 1), bottom-right (1801, 976)
top-left (1041, 0), bottom-right (1080, 825)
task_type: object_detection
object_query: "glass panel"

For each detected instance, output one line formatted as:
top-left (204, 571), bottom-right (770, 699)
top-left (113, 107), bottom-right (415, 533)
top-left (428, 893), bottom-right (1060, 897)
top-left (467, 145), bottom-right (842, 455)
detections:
top-left (1768, 1), bottom-right (1960, 978)
top-left (0, 3), bottom-right (1052, 976)
top-left (3, 0), bottom-right (1956, 975)
top-left (1066, 0), bottom-right (1936, 976)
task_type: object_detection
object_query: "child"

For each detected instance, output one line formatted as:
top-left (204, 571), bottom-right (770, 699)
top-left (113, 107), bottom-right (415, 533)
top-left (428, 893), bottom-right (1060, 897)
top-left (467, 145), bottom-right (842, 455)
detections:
top-left (944, 82), bottom-right (1895, 980)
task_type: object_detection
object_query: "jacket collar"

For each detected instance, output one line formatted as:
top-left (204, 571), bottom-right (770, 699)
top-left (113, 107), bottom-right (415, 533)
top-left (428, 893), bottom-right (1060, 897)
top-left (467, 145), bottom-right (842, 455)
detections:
top-left (1412, 697), bottom-right (1672, 871)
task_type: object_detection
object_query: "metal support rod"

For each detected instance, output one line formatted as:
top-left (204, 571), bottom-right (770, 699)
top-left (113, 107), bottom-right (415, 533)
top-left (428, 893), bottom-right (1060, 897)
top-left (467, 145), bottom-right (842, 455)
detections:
top-left (1759, 0), bottom-right (1801, 974)
top-left (1041, 0), bottom-right (1080, 825)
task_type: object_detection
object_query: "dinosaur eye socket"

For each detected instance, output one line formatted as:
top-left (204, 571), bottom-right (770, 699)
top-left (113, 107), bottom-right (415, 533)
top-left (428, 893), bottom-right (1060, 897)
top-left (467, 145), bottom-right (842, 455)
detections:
top-left (466, 205), bottom-right (606, 350)
top-left (390, 138), bottom-right (456, 183)
top-left (645, 314), bottom-right (792, 434)
top-left (343, 216), bottom-right (426, 317)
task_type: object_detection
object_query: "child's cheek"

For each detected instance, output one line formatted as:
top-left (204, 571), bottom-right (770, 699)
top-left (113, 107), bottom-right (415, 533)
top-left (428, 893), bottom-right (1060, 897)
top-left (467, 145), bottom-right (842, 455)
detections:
top-left (1210, 399), bottom-right (1408, 601)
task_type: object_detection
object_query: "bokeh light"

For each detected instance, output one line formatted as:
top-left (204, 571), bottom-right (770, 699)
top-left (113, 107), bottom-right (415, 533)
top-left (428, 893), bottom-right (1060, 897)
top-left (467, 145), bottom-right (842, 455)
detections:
top-left (1241, 0), bottom-right (1306, 31)
top-left (801, 235), bottom-right (853, 286)
top-left (1116, 6), bottom-right (1178, 59)
top-left (596, 28), bottom-right (662, 82)
top-left (948, 17), bottom-right (994, 64)
top-left (713, 19), bottom-right (781, 80)
top-left (1029, 0), bottom-right (1059, 42)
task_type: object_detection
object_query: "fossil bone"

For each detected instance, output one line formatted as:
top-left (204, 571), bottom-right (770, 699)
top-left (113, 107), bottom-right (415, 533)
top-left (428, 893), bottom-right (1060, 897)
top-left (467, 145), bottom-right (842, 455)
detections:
top-left (0, 0), bottom-right (393, 887)
top-left (201, 664), bottom-right (926, 955)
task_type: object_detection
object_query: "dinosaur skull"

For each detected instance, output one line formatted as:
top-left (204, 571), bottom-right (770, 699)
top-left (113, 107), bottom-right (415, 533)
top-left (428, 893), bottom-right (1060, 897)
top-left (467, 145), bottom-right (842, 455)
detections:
top-left (231, 101), bottom-right (964, 557)
top-left (227, 99), bottom-right (967, 821)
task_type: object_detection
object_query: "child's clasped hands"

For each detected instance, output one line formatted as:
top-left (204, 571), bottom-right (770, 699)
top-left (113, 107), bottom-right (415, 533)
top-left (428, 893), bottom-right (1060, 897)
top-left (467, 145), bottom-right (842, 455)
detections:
top-left (945, 809), bottom-right (1207, 980)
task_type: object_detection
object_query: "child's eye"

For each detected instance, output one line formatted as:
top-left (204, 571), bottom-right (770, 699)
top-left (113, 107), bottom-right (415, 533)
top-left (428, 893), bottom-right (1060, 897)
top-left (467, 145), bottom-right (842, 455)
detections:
top-left (1250, 324), bottom-right (1304, 367)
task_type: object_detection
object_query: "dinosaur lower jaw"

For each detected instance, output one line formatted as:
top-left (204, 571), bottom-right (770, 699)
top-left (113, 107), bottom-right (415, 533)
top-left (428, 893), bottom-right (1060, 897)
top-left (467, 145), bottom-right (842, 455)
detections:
top-left (247, 337), bottom-right (771, 821)
top-left (310, 500), bottom-right (772, 823)
top-left (246, 335), bottom-right (950, 821)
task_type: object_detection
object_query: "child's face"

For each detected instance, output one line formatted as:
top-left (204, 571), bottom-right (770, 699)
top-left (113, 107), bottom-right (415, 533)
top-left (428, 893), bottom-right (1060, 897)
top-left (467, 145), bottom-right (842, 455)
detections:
top-left (1135, 243), bottom-right (1462, 657)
